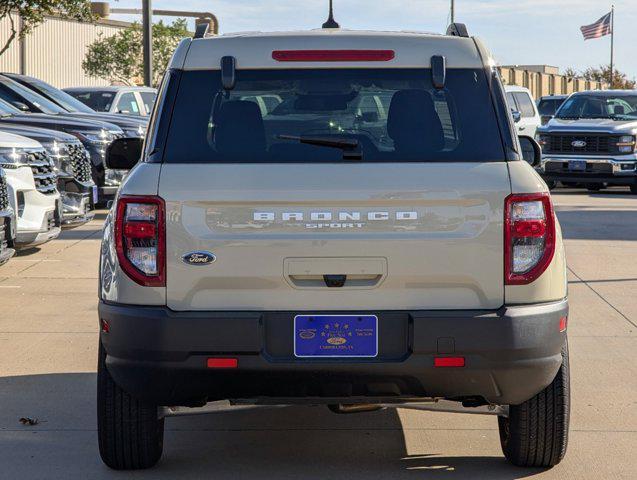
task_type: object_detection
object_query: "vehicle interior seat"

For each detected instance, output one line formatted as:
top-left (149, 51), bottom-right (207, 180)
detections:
top-left (387, 89), bottom-right (444, 156)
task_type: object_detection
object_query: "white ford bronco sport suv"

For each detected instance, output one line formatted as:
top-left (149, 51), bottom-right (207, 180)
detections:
top-left (98, 24), bottom-right (570, 470)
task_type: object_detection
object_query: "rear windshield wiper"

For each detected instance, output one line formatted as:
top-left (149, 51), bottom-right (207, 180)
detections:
top-left (277, 134), bottom-right (362, 160)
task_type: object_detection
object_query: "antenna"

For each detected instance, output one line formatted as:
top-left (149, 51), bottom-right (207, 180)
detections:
top-left (322, 0), bottom-right (340, 29)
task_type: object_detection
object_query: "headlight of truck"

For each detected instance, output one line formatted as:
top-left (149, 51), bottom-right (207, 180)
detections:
top-left (0, 147), bottom-right (29, 169)
top-left (71, 129), bottom-right (114, 145)
top-left (617, 135), bottom-right (636, 153)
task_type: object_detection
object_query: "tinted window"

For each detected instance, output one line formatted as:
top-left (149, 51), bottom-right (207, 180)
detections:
top-left (537, 98), bottom-right (565, 116)
top-left (18, 78), bottom-right (95, 113)
top-left (557, 94), bottom-right (637, 119)
top-left (139, 92), bottom-right (157, 114)
top-left (512, 92), bottom-right (536, 118)
top-left (0, 78), bottom-right (65, 114)
top-left (66, 90), bottom-right (116, 112)
top-left (116, 92), bottom-right (141, 115)
top-left (163, 69), bottom-right (504, 163)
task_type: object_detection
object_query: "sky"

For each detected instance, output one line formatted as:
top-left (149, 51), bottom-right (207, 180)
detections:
top-left (109, 0), bottom-right (637, 79)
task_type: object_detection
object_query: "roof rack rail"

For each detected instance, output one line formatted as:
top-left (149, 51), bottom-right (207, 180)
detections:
top-left (446, 23), bottom-right (469, 38)
top-left (194, 22), bottom-right (209, 39)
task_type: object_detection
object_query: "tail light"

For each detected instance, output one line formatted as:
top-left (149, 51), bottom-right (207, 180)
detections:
top-left (114, 196), bottom-right (165, 287)
top-left (504, 193), bottom-right (555, 285)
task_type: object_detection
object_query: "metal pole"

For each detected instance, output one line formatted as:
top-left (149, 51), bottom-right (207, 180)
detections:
top-left (142, 0), bottom-right (153, 86)
top-left (450, 0), bottom-right (455, 23)
top-left (609, 5), bottom-right (614, 88)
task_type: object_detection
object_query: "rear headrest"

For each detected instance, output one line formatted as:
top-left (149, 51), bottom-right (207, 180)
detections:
top-left (215, 100), bottom-right (266, 157)
top-left (387, 89), bottom-right (444, 154)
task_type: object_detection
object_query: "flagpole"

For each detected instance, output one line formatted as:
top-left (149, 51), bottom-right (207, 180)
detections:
top-left (610, 5), bottom-right (614, 88)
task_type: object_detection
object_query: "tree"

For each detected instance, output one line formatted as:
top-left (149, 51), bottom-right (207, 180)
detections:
top-left (83, 19), bottom-right (189, 86)
top-left (581, 65), bottom-right (636, 90)
top-left (0, 1), bottom-right (94, 56)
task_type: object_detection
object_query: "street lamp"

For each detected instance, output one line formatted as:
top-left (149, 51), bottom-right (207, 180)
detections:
top-left (90, 2), bottom-right (219, 86)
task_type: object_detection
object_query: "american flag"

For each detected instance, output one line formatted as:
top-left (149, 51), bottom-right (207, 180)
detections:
top-left (580, 12), bottom-right (612, 40)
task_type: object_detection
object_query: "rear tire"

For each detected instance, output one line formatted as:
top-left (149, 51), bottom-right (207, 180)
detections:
top-left (630, 185), bottom-right (637, 194)
top-left (97, 342), bottom-right (164, 470)
top-left (585, 183), bottom-right (604, 192)
top-left (498, 343), bottom-right (570, 468)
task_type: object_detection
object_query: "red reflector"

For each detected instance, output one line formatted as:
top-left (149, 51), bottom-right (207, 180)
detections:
top-left (434, 357), bottom-right (465, 367)
top-left (100, 319), bottom-right (110, 333)
top-left (123, 221), bottom-right (156, 239)
top-left (559, 316), bottom-right (568, 332)
top-left (513, 220), bottom-right (546, 237)
top-left (207, 358), bottom-right (238, 369)
top-left (272, 49), bottom-right (395, 62)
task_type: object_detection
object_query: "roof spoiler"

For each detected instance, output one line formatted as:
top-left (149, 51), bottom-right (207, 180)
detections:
top-left (194, 22), bottom-right (209, 39)
top-left (446, 23), bottom-right (469, 38)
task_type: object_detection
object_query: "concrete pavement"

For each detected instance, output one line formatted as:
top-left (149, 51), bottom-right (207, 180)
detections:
top-left (0, 191), bottom-right (636, 479)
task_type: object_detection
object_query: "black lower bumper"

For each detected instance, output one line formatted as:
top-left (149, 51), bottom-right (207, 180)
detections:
top-left (99, 300), bottom-right (569, 407)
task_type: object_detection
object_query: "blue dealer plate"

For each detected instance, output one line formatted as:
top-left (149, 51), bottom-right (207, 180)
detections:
top-left (569, 160), bottom-right (587, 171)
top-left (294, 315), bottom-right (378, 358)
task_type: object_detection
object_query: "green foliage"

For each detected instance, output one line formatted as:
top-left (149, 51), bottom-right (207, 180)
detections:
top-left (0, 0), bottom-right (94, 56)
top-left (82, 19), bottom-right (189, 86)
top-left (581, 65), bottom-right (636, 90)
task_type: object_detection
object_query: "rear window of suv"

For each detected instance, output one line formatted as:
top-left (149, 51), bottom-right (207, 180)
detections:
top-left (163, 68), bottom-right (505, 163)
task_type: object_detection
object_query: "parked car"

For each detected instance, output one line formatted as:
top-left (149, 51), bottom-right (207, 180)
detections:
top-left (505, 85), bottom-right (541, 138)
top-left (0, 165), bottom-right (16, 265)
top-left (0, 122), bottom-right (95, 227)
top-left (0, 131), bottom-right (60, 248)
top-left (0, 82), bottom-right (126, 202)
top-left (97, 26), bottom-right (570, 470)
top-left (64, 86), bottom-right (157, 116)
top-left (537, 94), bottom-right (568, 125)
top-left (536, 90), bottom-right (637, 193)
top-left (3, 73), bottom-right (149, 139)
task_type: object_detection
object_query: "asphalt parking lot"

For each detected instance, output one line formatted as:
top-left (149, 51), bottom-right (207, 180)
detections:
top-left (0, 189), bottom-right (636, 479)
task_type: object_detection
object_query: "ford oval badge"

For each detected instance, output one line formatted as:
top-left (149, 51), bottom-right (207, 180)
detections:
top-left (182, 251), bottom-right (216, 266)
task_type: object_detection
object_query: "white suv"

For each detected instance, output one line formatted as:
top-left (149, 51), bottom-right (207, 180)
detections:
top-left (505, 85), bottom-right (541, 138)
top-left (0, 131), bottom-right (61, 248)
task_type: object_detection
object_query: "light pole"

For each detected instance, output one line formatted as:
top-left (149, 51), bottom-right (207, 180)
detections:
top-left (142, 0), bottom-right (152, 87)
top-left (450, 0), bottom-right (455, 23)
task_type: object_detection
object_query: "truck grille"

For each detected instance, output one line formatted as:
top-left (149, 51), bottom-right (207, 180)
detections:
top-left (27, 151), bottom-right (57, 195)
top-left (67, 143), bottom-right (92, 183)
top-left (0, 171), bottom-right (9, 211)
top-left (545, 134), bottom-right (610, 154)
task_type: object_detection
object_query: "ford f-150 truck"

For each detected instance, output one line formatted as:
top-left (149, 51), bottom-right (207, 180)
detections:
top-left (98, 24), bottom-right (570, 470)
top-left (536, 90), bottom-right (637, 192)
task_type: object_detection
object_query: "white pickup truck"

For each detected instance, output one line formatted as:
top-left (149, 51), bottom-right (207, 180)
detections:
top-left (0, 131), bottom-right (61, 248)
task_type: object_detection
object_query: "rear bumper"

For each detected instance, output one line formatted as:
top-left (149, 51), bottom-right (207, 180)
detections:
top-left (99, 299), bottom-right (568, 407)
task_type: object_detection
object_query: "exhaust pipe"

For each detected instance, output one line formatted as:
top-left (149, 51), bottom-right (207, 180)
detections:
top-left (328, 404), bottom-right (384, 414)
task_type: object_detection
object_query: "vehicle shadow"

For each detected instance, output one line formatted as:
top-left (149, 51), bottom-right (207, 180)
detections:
top-left (0, 373), bottom-right (546, 480)
top-left (556, 209), bottom-right (637, 241)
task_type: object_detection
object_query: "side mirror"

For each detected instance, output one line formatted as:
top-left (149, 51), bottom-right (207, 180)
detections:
top-left (359, 111), bottom-right (379, 123)
top-left (511, 110), bottom-right (521, 123)
top-left (105, 137), bottom-right (143, 170)
top-left (518, 135), bottom-right (542, 168)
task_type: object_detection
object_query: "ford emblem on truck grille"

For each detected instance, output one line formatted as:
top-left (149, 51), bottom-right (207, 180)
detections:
top-left (571, 140), bottom-right (587, 148)
top-left (182, 251), bottom-right (216, 266)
